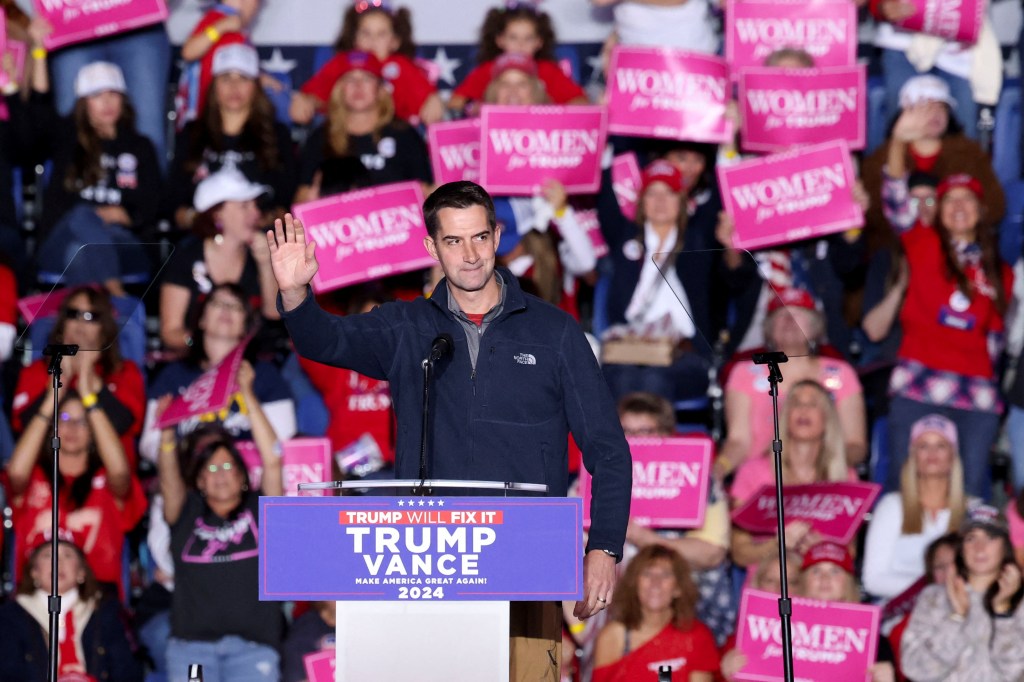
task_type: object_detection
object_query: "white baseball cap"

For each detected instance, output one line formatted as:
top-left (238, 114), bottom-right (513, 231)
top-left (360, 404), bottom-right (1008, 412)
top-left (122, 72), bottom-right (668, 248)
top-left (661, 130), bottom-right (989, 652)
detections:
top-left (74, 62), bottom-right (127, 98)
top-left (194, 167), bottom-right (270, 212)
top-left (898, 75), bottom-right (957, 109)
top-left (211, 43), bottom-right (260, 79)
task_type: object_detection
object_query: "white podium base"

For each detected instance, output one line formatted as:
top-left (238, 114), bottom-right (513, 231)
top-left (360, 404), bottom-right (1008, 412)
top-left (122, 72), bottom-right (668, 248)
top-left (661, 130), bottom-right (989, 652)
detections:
top-left (335, 601), bottom-right (510, 681)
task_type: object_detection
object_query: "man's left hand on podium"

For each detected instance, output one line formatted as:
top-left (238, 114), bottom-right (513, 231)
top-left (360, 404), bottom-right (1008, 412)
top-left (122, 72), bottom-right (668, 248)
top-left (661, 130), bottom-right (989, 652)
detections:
top-left (573, 550), bottom-right (616, 619)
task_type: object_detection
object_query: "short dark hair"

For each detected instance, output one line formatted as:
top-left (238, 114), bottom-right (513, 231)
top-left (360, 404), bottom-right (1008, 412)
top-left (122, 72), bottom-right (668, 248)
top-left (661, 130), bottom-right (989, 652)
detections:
top-left (422, 181), bottom-right (497, 239)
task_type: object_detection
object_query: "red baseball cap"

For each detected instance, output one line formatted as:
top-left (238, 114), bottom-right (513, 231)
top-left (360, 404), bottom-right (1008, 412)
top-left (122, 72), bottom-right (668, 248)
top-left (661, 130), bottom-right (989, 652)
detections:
top-left (492, 53), bottom-right (539, 80)
top-left (767, 287), bottom-right (820, 315)
top-left (801, 541), bottom-right (854, 574)
top-left (936, 174), bottom-right (983, 202)
top-left (641, 160), bottom-right (684, 194)
top-left (335, 51), bottom-right (384, 80)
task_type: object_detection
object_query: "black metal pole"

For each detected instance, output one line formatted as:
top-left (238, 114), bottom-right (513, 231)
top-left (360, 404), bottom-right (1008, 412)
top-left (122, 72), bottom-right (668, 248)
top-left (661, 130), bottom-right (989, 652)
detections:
top-left (753, 351), bottom-right (794, 682)
top-left (43, 343), bottom-right (78, 682)
top-left (415, 358), bottom-right (433, 496)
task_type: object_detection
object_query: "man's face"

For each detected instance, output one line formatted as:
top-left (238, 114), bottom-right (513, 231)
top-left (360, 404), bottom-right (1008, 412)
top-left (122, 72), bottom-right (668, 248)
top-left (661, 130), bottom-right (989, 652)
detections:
top-left (424, 205), bottom-right (501, 297)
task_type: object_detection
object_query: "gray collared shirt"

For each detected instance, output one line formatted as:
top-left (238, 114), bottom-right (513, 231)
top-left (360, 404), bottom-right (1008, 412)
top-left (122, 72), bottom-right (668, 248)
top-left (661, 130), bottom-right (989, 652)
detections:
top-left (446, 272), bottom-right (506, 371)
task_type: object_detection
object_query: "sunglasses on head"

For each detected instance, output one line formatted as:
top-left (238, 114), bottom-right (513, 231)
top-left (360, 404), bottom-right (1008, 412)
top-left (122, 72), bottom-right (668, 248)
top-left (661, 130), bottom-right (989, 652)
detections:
top-left (65, 308), bottom-right (100, 323)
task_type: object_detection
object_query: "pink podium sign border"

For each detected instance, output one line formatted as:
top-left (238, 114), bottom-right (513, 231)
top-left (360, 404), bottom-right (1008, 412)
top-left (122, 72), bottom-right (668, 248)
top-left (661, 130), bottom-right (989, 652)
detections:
top-left (427, 118), bottom-right (481, 185)
top-left (736, 63), bottom-right (868, 153)
top-left (735, 588), bottom-right (880, 682)
top-left (717, 139), bottom-right (863, 252)
top-left (478, 104), bottom-right (609, 195)
top-left (295, 181), bottom-right (433, 293)
top-left (605, 46), bottom-right (731, 144)
top-left (579, 436), bottom-right (713, 529)
top-left (38, 0), bottom-right (169, 51)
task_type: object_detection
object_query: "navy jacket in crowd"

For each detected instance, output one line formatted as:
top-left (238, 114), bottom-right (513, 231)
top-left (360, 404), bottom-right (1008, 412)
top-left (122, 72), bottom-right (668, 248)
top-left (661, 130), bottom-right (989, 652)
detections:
top-left (280, 268), bottom-right (632, 556)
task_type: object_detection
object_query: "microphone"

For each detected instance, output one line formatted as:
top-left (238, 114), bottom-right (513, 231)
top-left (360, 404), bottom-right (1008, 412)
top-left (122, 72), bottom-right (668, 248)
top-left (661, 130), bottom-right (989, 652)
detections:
top-left (428, 334), bottom-right (454, 363)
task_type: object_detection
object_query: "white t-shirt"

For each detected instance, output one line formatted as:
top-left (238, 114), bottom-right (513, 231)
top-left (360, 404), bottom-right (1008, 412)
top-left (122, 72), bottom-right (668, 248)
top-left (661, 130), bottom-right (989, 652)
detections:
top-left (614, 0), bottom-right (720, 55)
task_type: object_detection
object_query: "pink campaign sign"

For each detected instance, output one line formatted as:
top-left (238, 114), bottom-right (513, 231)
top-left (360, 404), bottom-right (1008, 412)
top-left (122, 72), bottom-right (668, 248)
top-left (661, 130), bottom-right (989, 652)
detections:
top-left (303, 650), bottom-right (336, 682)
top-left (726, 0), bottom-right (857, 75)
top-left (730, 481), bottom-right (881, 544)
top-left (282, 438), bottom-right (333, 497)
top-left (579, 436), bottom-right (712, 529)
top-left (575, 208), bottom-right (609, 259)
top-left (717, 139), bottom-right (863, 251)
top-left (894, 0), bottom-right (984, 43)
top-left (738, 64), bottom-right (867, 153)
top-left (236, 440), bottom-right (264, 491)
top-left (478, 105), bottom-right (608, 195)
top-left (607, 46), bottom-right (730, 143)
top-left (427, 118), bottom-right (480, 185)
top-left (0, 39), bottom-right (26, 121)
top-left (735, 589), bottom-right (880, 682)
top-left (34, 0), bottom-right (168, 50)
top-left (294, 181), bottom-right (433, 293)
top-left (155, 339), bottom-right (247, 429)
top-left (612, 152), bottom-right (642, 221)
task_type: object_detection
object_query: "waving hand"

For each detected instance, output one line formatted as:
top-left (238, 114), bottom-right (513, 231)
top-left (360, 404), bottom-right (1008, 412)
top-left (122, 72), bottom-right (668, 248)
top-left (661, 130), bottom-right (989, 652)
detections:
top-left (267, 213), bottom-right (319, 311)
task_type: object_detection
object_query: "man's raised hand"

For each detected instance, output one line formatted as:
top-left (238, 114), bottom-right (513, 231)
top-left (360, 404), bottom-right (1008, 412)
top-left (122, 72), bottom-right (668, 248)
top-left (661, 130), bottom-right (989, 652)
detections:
top-left (267, 213), bottom-right (319, 311)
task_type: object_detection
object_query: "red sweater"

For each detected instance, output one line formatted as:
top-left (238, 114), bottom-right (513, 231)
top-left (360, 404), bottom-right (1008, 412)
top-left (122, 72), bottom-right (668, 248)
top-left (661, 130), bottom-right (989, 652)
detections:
top-left (454, 59), bottom-right (585, 104)
top-left (301, 53), bottom-right (436, 123)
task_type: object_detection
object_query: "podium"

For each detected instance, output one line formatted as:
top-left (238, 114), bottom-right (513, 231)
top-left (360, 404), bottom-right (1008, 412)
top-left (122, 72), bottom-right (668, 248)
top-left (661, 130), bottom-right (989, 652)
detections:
top-left (260, 480), bottom-right (583, 681)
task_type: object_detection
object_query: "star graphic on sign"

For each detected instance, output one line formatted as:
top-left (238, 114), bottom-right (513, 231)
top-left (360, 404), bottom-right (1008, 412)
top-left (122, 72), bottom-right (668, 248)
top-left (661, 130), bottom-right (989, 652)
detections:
top-left (398, 500), bottom-right (405, 506)
top-left (437, 500), bottom-right (445, 507)
top-left (418, 499), bottom-right (426, 506)
top-left (430, 46), bottom-right (462, 85)
top-left (407, 499), bottom-right (417, 506)
top-left (261, 48), bottom-right (297, 75)
top-left (427, 500), bottom-right (435, 506)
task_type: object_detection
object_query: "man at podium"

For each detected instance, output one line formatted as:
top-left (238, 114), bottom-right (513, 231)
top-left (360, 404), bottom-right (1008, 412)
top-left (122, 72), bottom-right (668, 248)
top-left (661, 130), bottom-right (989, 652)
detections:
top-left (267, 181), bottom-right (632, 674)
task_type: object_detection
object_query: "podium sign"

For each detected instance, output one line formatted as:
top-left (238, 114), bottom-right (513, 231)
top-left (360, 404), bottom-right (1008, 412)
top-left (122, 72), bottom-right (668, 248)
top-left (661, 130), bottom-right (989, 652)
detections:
top-left (259, 496), bottom-right (583, 601)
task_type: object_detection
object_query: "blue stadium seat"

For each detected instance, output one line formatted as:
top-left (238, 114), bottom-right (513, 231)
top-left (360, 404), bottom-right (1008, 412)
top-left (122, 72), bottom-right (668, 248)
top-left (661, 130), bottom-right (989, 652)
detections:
top-left (869, 415), bottom-right (889, 488)
top-left (866, 75), bottom-right (890, 156)
top-left (993, 81), bottom-right (1021, 186)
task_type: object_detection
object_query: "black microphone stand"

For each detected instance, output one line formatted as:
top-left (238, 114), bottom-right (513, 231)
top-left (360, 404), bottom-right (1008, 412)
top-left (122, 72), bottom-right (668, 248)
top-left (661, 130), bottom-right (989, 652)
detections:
top-left (414, 355), bottom-right (435, 497)
top-left (752, 350), bottom-right (794, 682)
top-left (42, 343), bottom-right (78, 682)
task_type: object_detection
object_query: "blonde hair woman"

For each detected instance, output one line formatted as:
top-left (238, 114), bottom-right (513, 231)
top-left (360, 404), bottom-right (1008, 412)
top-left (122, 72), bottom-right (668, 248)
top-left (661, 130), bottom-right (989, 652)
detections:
top-left (862, 414), bottom-right (968, 599)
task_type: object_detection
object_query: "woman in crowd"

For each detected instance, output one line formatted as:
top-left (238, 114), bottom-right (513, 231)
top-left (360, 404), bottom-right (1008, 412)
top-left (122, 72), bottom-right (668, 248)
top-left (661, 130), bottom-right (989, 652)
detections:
top-left (291, 0), bottom-right (443, 126)
top-left (729, 380), bottom-right (857, 568)
top-left (158, 361), bottom-right (284, 682)
top-left (295, 50), bottom-right (431, 202)
top-left (0, 531), bottom-right (142, 681)
top-left (143, 282), bottom-right (296, 462)
top-left (882, 173), bottom-right (1010, 499)
top-left (170, 43), bottom-right (294, 233)
top-left (716, 288), bottom-right (867, 479)
top-left (862, 75), bottom-right (1004, 257)
top-left (18, 53), bottom-right (161, 293)
top-left (12, 286), bottom-right (146, 467)
top-left (596, 158), bottom-right (749, 405)
top-left (592, 544), bottom-right (720, 681)
top-left (160, 166), bottom-right (282, 353)
top-left (6, 388), bottom-right (147, 598)
top-left (902, 505), bottom-right (1024, 680)
top-left (863, 414), bottom-right (968, 600)
top-left (449, 1), bottom-right (587, 114)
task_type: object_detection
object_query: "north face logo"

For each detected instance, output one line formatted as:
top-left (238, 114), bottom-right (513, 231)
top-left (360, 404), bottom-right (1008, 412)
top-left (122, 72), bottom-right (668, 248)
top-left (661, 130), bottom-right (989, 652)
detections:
top-left (514, 353), bottom-right (537, 366)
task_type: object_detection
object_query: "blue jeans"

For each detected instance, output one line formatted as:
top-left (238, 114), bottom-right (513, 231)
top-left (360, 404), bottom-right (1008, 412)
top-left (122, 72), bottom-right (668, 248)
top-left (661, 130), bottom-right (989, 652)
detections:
top-left (49, 25), bottom-right (171, 168)
top-left (35, 204), bottom-right (150, 285)
top-left (602, 350), bottom-right (710, 404)
top-left (139, 610), bottom-right (171, 682)
top-left (881, 48), bottom-right (978, 140)
top-left (886, 395), bottom-right (999, 500)
top-left (166, 636), bottom-right (280, 682)
top-left (1005, 405), bottom-right (1024, 492)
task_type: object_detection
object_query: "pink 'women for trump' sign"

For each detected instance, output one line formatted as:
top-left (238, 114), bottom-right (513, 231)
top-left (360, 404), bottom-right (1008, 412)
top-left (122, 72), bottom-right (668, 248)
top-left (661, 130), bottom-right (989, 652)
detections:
top-left (34, 0), bottom-right (168, 50)
top-left (156, 338), bottom-right (248, 429)
top-left (717, 139), bottom-right (863, 251)
top-left (578, 436), bottom-right (712, 529)
top-left (294, 181), bottom-right (433, 293)
top-left (427, 118), bottom-right (480, 185)
top-left (478, 105), bottom-right (608, 195)
top-left (726, 0), bottom-right (857, 75)
top-left (738, 64), bottom-right (867, 152)
top-left (612, 152), bottom-right (642, 221)
top-left (606, 46), bottom-right (730, 143)
top-left (735, 589), bottom-right (880, 681)
top-left (281, 438), bottom-right (333, 497)
top-left (730, 481), bottom-right (881, 544)
top-left (894, 0), bottom-right (984, 43)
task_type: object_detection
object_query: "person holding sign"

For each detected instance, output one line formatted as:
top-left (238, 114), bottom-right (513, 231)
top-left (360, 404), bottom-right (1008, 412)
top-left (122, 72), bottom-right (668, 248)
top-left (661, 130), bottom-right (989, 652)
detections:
top-left (592, 545), bottom-right (720, 681)
top-left (729, 380), bottom-right (858, 569)
top-left (863, 414), bottom-right (969, 600)
top-left (901, 505), bottom-right (1024, 681)
top-left (268, 181), bottom-right (632, 673)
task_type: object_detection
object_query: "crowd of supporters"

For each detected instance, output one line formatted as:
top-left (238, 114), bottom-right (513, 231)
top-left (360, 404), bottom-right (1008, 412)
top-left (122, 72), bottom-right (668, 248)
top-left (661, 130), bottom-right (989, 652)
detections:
top-left (2, 0), bottom-right (1024, 679)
